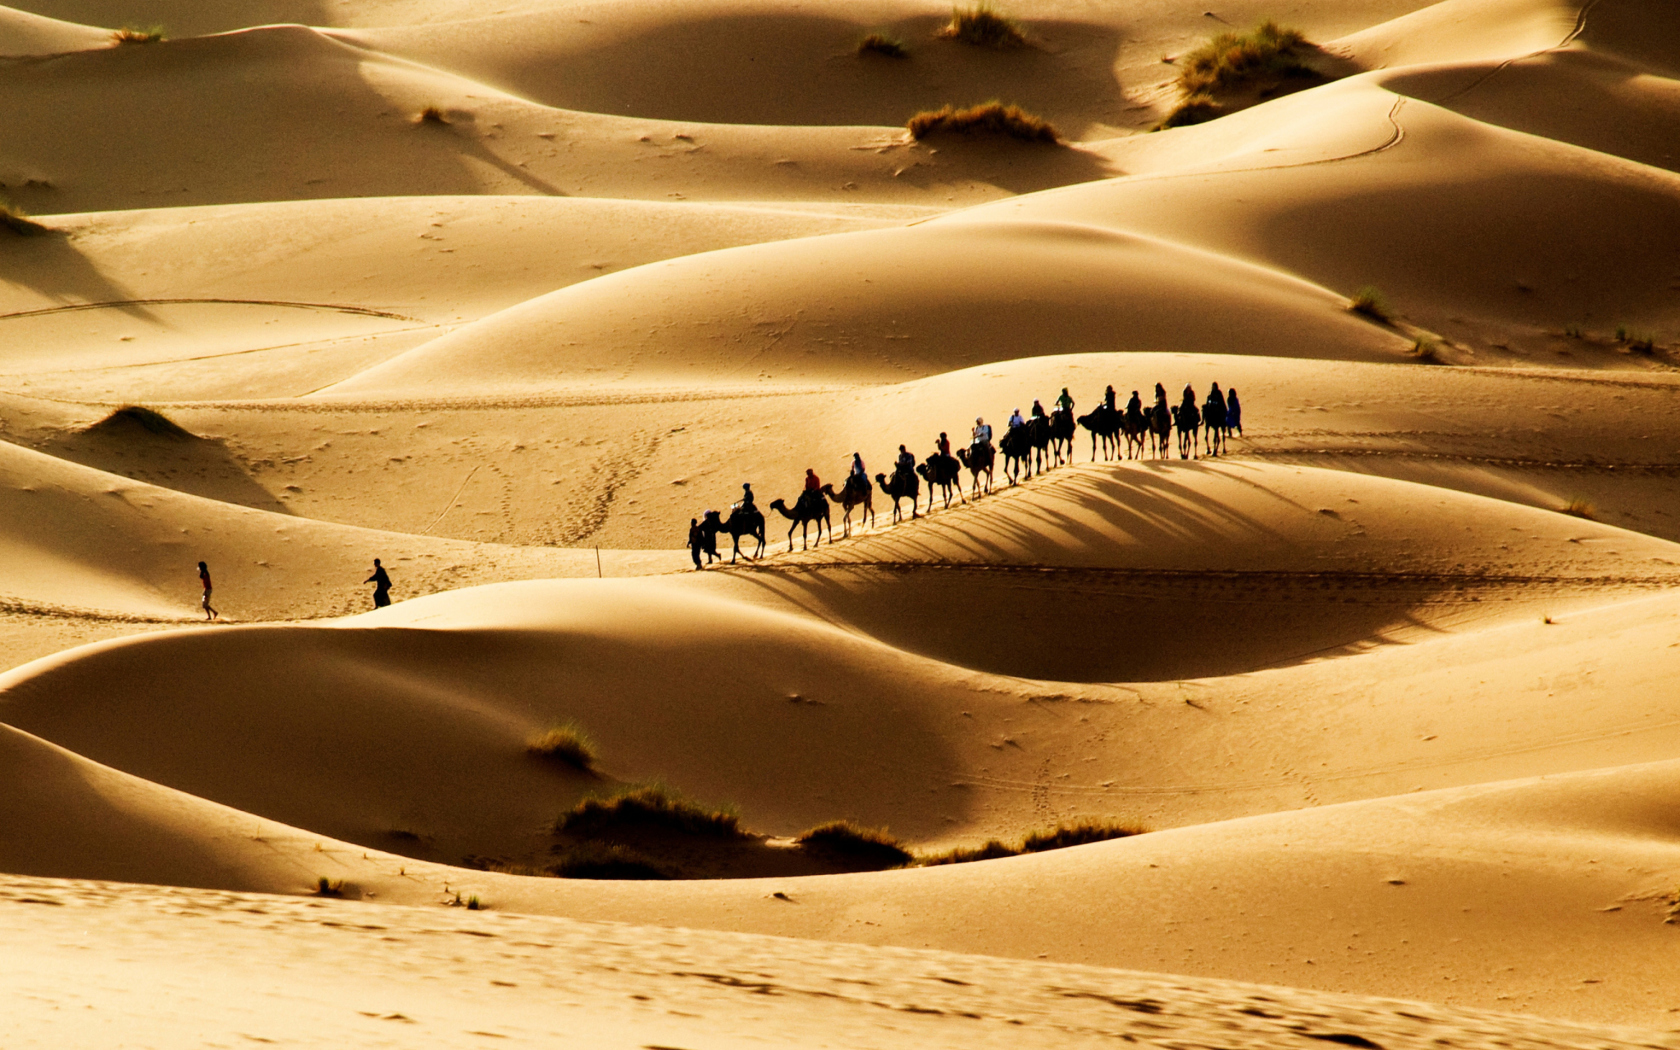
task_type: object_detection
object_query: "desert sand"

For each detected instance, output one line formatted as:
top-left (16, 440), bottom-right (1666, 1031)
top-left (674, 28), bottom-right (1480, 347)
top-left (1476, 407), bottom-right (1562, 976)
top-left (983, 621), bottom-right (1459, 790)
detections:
top-left (4, 0), bottom-right (1680, 1045)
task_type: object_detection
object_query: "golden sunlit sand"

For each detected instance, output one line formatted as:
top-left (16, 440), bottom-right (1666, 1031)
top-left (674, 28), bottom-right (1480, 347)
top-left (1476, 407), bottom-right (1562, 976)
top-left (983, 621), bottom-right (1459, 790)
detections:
top-left (4, 0), bottom-right (1680, 1045)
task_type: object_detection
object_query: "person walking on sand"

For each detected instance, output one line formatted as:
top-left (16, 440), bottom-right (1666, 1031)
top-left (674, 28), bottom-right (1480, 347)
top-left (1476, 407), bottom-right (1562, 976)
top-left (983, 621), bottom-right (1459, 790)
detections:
top-left (365, 558), bottom-right (392, 609)
top-left (687, 517), bottom-right (706, 570)
top-left (197, 561), bottom-right (218, 621)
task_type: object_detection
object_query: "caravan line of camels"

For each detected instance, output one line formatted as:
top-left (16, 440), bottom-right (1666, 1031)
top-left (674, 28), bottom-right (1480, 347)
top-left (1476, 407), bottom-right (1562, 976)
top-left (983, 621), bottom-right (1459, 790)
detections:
top-left (692, 381), bottom-right (1244, 564)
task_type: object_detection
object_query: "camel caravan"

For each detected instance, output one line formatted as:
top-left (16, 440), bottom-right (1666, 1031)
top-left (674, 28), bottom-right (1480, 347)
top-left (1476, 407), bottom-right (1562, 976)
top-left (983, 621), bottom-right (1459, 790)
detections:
top-left (687, 381), bottom-right (1244, 566)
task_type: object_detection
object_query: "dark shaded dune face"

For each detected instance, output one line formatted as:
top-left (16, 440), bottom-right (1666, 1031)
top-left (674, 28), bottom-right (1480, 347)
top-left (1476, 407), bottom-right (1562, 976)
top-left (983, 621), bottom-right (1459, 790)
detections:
top-left (713, 566), bottom-right (1587, 682)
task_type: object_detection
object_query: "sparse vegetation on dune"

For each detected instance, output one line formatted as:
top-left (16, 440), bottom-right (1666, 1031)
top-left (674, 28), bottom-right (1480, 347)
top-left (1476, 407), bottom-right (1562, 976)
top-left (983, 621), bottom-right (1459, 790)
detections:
top-left (556, 783), bottom-right (744, 839)
top-left (857, 33), bottom-right (908, 59)
top-left (550, 843), bottom-right (672, 880)
top-left (526, 722), bottom-right (598, 773)
top-left (312, 876), bottom-right (344, 897)
top-left (1411, 338), bottom-right (1443, 364)
top-left (0, 199), bottom-right (48, 237)
top-left (1562, 498), bottom-right (1597, 520)
top-left (937, 5), bottom-right (1028, 49)
top-left (1348, 285), bottom-right (1392, 323)
top-left (918, 819), bottom-right (1145, 866)
top-left (111, 25), bottom-right (165, 44)
top-left (795, 821), bottom-right (914, 867)
top-left (1178, 20), bottom-right (1315, 96)
top-left (86, 404), bottom-right (196, 439)
top-left (907, 102), bottom-right (1059, 144)
top-left (416, 105), bottom-right (450, 125)
top-left (1156, 94), bottom-right (1222, 130)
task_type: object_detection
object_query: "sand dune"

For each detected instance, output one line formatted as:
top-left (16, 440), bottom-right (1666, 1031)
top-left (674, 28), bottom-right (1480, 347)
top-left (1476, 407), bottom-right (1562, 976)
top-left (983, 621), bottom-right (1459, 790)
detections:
top-left (4, 0), bottom-right (1680, 1041)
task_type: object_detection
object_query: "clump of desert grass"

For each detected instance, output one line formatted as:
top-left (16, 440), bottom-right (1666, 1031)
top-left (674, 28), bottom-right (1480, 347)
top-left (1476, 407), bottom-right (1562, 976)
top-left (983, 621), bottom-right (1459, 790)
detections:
top-left (1156, 94), bottom-right (1222, 129)
top-left (0, 199), bottom-right (48, 237)
top-left (525, 721), bottom-right (597, 773)
top-left (917, 818), bottom-right (1144, 866)
top-left (312, 876), bottom-right (345, 897)
top-left (907, 101), bottom-right (1059, 143)
top-left (1561, 497), bottom-right (1596, 520)
top-left (795, 820), bottom-right (913, 867)
top-left (111, 25), bottom-right (165, 44)
top-left (416, 105), bottom-right (450, 125)
top-left (937, 4), bottom-right (1028, 49)
top-left (555, 783), bottom-right (744, 839)
top-left (1178, 20), bottom-right (1315, 95)
top-left (857, 32), bottom-right (908, 58)
top-left (1615, 325), bottom-right (1656, 354)
top-left (1348, 285), bottom-right (1392, 323)
top-left (86, 404), bottom-right (196, 439)
top-left (1410, 338), bottom-right (1443, 364)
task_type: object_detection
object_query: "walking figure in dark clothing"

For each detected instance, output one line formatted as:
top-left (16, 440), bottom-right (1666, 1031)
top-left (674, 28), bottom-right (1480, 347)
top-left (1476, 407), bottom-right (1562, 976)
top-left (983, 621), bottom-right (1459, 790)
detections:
top-left (366, 558), bottom-right (392, 608)
top-left (687, 517), bottom-right (712, 569)
top-left (197, 561), bottom-right (218, 621)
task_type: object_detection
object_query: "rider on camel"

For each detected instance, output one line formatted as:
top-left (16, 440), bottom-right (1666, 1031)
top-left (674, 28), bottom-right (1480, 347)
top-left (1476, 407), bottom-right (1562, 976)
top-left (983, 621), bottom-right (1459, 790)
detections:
top-left (972, 416), bottom-right (992, 447)
top-left (1104, 385), bottom-right (1117, 411)
top-left (1126, 389), bottom-right (1143, 415)
top-left (936, 432), bottom-right (951, 457)
top-left (1055, 388), bottom-right (1074, 415)
top-left (1031, 399), bottom-right (1047, 422)
top-left (1008, 407), bottom-right (1025, 431)
top-left (895, 444), bottom-right (916, 477)
top-left (738, 482), bottom-right (756, 513)
top-left (804, 468), bottom-right (821, 493)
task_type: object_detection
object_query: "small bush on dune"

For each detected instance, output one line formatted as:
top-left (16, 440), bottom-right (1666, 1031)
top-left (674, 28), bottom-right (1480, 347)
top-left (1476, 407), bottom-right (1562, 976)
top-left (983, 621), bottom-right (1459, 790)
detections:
top-left (88, 404), bottom-right (196, 439)
top-left (111, 25), bottom-right (165, 44)
top-left (795, 820), bottom-right (913, 867)
top-left (416, 105), bottom-right (450, 125)
top-left (526, 722), bottom-right (597, 773)
top-left (557, 783), bottom-right (744, 838)
top-left (1020, 818), bottom-right (1143, 853)
top-left (937, 5), bottom-right (1028, 49)
top-left (1411, 338), bottom-right (1442, 364)
top-left (312, 876), bottom-right (345, 897)
top-left (1178, 20), bottom-right (1313, 96)
top-left (1348, 285), bottom-right (1392, 323)
top-left (857, 33), bottom-right (908, 58)
top-left (0, 199), bottom-right (47, 237)
top-left (907, 101), bottom-right (1059, 143)
top-left (1562, 498), bottom-right (1596, 520)
top-left (1156, 94), bottom-right (1222, 130)
top-left (918, 819), bottom-right (1147, 866)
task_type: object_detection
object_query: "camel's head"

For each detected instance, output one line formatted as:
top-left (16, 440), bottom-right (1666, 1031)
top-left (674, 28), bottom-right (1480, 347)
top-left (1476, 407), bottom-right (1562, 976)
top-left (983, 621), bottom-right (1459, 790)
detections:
top-left (769, 498), bottom-right (786, 510)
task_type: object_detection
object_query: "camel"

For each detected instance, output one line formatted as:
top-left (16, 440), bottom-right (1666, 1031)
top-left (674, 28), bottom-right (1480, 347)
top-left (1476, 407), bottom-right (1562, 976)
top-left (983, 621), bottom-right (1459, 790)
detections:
top-left (769, 491), bottom-right (830, 550)
top-left (1202, 393), bottom-right (1228, 457)
top-left (1148, 402), bottom-right (1173, 459)
top-left (1048, 408), bottom-right (1077, 466)
top-left (1174, 401), bottom-right (1202, 460)
top-left (1000, 425), bottom-right (1030, 484)
top-left (875, 467), bottom-right (920, 523)
top-left (1077, 404), bottom-right (1122, 461)
top-left (701, 505), bottom-right (765, 564)
top-left (1024, 415), bottom-right (1053, 476)
top-left (821, 476), bottom-right (874, 537)
top-left (916, 452), bottom-right (966, 513)
top-left (955, 442), bottom-right (994, 497)
top-left (1121, 403), bottom-right (1148, 460)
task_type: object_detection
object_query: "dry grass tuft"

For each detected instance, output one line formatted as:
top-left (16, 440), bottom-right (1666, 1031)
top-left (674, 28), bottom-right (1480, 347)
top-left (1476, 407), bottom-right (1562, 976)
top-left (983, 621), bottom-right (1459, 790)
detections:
top-left (111, 25), bottom-right (165, 44)
top-left (0, 199), bottom-right (48, 237)
top-left (552, 843), bottom-right (672, 880)
top-left (857, 33), bottom-right (908, 58)
top-left (1562, 498), bottom-right (1596, 520)
top-left (416, 105), bottom-right (450, 125)
top-left (937, 5), bottom-right (1028, 49)
top-left (1411, 338), bottom-right (1443, 364)
top-left (1348, 285), bottom-right (1392, 323)
top-left (526, 722), bottom-right (597, 772)
top-left (795, 821), bottom-right (913, 867)
top-left (1178, 20), bottom-right (1313, 95)
top-left (917, 838), bottom-right (1020, 866)
top-left (557, 783), bottom-right (744, 839)
top-left (312, 876), bottom-right (345, 897)
top-left (907, 101), bottom-right (1059, 143)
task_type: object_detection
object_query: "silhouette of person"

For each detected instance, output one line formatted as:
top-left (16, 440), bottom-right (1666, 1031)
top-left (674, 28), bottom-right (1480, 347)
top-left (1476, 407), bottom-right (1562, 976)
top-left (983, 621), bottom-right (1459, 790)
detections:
top-left (1031, 399), bottom-right (1047, 421)
top-left (1226, 388), bottom-right (1243, 435)
top-left (1105, 385), bottom-right (1117, 411)
top-left (739, 483), bottom-right (756, 512)
top-left (804, 468), bottom-right (821, 493)
top-left (197, 561), bottom-right (217, 621)
top-left (972, 416), bottom-right (992, 446)
top-left (1055, 387), bottom-right (1074, 414)
top-left (1127, 390), bottom-right (1142, 415)
top-left (936, 432), bottom-right (950, 457)
top-left (850, 452), bottom-right (867, 481)
top-left (1008, 407), bottom-right (1024, 430)
top-left (1153, 382), bottom-right (1167, 407)
top-left (687, 517), bottom-right (705, 570)
top-left (895, 444), bottom-right (915, 476)
top-left (366, 558), bottom-right (392, 608)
